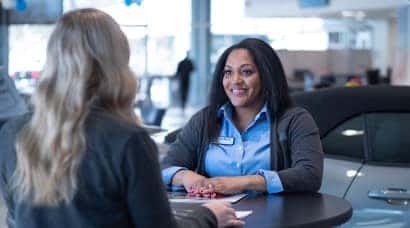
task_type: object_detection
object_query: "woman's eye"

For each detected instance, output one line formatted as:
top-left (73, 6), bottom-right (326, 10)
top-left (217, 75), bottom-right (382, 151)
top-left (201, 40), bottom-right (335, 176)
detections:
top-left (223, 70), bottom-right (232, 77)
top-left (242, 69), bottom-right (253, 76)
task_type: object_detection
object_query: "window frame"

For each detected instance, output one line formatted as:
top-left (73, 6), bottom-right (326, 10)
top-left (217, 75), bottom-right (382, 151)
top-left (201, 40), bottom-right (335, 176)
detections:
top-left (321, 111), bottom-right (410, 167)
top-left (321, 114), bottom-right (366, 162)
top-left (364, 111), bottom-right (410, 167)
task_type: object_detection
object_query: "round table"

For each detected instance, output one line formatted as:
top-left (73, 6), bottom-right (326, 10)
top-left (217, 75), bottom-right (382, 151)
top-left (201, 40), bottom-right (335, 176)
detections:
top-left (171, 192), bottom-right (352, 228)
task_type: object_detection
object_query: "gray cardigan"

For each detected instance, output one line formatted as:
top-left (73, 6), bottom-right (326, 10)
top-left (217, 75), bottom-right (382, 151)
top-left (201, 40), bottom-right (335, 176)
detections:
top-left (161, 106), bottom-right (324, 192)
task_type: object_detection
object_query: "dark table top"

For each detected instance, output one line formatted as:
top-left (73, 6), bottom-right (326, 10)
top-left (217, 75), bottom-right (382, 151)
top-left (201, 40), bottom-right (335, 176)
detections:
top-left (171, 192), bottom-right (352, 228)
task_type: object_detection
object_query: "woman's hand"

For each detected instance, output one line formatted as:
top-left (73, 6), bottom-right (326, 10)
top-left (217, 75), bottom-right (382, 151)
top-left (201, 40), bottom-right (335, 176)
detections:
top-left (176, 174), bottom-right (266, 195)
top-left (203, 202), bottom-right (244, 227)
top-left (204, 176), bottom-right (249, 195)
top-left (173, 170), bottom-right (208, 192)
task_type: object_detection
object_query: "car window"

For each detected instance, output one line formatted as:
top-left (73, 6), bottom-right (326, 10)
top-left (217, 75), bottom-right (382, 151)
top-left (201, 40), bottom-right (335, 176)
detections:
top-left (322, 115), bottom-right (364, 159)
top-left (367, 113), bottom-right (410, 163)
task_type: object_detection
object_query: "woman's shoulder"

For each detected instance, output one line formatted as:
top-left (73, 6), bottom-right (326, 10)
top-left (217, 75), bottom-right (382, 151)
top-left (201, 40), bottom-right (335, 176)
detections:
top-left (277, 106), bottom-right (316, 127)
top-left (0, 113), bottom-right (31, 167)
top-left (282, 106), bottom-right (311, 117)
top-left (184, 106), bottom-right (211, 126)
top-left (0, 113), bottom-right (31, 138)
top-left (190, 106), bottom-right (211, 119)
top-left (278, 106), bottom-right (310, 119)
top-left (85, 111), bottom-right (147, 144)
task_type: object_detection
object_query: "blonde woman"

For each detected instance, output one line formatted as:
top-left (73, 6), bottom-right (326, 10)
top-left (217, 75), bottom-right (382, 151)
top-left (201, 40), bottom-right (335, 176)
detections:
top-left (0, 8), bottom-right (242, 228)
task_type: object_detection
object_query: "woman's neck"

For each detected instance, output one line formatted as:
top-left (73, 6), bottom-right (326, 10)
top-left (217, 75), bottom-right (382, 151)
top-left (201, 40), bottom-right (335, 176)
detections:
top-left (232, 102), bottom-right (264, 133)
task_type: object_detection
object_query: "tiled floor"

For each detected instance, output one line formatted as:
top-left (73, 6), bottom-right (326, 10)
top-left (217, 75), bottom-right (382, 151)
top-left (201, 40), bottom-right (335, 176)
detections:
top-left (158, 106), bottom-right (199, 132)
top-left (151, 106), bottom-right (199, 159)
top-left (148, 106), bottom-right (200, 144)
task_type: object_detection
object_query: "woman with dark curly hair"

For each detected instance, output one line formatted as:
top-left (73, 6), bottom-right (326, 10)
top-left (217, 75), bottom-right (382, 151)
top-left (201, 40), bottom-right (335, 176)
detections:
top-left (162, 38), bottom-right (323, 196)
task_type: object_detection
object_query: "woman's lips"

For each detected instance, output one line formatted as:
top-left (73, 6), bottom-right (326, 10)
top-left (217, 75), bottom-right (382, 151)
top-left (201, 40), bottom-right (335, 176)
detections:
top-left (231, 88), bottom-right (247, 96)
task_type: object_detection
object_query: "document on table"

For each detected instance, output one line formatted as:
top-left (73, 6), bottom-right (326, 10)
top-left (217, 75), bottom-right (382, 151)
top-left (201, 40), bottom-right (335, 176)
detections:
top-left (168, 192), bottom-right (248, 204)
top-left (235, 210), bottom-right (253, 219)
top-left (174, 209), bottom-right (253, 219)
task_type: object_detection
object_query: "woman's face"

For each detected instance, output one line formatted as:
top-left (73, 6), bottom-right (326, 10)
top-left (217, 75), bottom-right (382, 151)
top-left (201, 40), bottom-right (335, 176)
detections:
top-left (222, 48), bottom-right (263, 110)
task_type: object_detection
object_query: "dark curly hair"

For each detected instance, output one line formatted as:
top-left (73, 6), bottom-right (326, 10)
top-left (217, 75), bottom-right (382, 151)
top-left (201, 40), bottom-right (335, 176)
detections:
top-left (207, 38), bottom-right (292, 139)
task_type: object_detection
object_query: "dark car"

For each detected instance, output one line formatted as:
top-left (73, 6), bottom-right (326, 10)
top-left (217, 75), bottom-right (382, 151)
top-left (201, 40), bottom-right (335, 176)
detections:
top-left (292, 86), bottom-right (410, 227)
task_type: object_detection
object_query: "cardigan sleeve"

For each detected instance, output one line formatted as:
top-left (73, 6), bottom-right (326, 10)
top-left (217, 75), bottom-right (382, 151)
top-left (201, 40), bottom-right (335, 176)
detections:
top-left (277, 108), bottom-right (324, 192)
top-left (124, 130), bottom-right (216, 228)
top-left (123, 130), bottom-right (178, 228)
top-left (0, 114), bottom-right (31, 227)
top-left (0, 119), bottom-right (17, 227)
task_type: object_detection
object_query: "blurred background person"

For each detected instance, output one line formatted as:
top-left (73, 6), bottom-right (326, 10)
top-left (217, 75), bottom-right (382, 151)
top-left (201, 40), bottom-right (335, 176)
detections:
top-left (176, 52), bottom-right (194, 113)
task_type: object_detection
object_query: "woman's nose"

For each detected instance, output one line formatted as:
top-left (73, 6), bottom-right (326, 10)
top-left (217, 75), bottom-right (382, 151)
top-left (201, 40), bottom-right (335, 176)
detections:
top-left (231, 72), bottom-right (243, 83)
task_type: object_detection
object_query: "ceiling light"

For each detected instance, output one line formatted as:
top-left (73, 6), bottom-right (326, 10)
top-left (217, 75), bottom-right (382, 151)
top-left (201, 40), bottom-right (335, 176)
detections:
top-left (355, 11), bottom-right (366, 20)
top-left (341, 129), bottom-right (364, 136)
top-left (341, 10), bottom-right (354, 17)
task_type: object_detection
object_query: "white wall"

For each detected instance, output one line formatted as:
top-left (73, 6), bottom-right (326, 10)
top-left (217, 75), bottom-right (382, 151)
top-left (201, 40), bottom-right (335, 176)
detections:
top-left (392, 6), bottom-right (410, 85)
top-left (244, 0), bottom-right (409, 17)
top-left (368, 20), bottom-right (389, 75)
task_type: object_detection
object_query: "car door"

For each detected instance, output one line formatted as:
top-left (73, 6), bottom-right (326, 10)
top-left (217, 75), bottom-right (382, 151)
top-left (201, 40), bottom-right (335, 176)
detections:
top-left (321, 158), bottom-right (363, 197)
top-left (319, 115), bottom-right (365, 197)
top-left (344, 113), bottom-right (410, 227)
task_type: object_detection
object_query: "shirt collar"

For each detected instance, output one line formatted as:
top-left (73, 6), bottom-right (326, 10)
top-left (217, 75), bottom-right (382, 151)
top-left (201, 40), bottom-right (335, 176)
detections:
top-left (217, 103), bottom-right (269, 122)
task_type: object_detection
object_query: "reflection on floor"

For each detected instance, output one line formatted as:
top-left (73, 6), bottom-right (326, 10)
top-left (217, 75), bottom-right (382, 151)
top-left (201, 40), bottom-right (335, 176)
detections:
top-left (158, 106), bottom-right (200, 132)
top-left (149, 106), bottom-right (200, 160)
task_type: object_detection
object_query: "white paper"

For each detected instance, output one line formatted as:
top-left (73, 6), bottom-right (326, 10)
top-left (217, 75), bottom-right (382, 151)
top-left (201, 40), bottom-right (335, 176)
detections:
top-left (235, 210), bottom-right (253, 219)
top-left (169, 193), bottom-right (248, 204)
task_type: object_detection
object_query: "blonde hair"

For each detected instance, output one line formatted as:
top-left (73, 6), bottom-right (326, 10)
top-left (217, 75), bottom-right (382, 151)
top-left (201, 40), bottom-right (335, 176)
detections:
top-left (13, 8), bottom-right (139, 205)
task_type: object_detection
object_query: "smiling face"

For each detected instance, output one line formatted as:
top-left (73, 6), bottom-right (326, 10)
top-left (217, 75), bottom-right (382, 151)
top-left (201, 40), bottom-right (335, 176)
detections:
top-left (222, 48), bottom-right (264, 111)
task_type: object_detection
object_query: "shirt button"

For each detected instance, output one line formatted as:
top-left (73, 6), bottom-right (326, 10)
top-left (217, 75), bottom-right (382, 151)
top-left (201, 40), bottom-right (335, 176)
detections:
top-left (236, 163), bottom-right (240, 168)
top-left (238, 146), bottom-right (243, 150)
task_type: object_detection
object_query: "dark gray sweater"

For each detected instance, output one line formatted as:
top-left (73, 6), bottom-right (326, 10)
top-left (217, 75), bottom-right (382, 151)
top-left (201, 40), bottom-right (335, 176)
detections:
top-left (0, 111), bottom-right (217, 228)
top-left (161, 106), bottom-right (324, 192)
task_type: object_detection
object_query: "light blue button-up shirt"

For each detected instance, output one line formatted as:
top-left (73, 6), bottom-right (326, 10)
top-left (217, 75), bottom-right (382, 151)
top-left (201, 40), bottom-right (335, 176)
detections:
top-left (162, 103), bottom-right (284, 194)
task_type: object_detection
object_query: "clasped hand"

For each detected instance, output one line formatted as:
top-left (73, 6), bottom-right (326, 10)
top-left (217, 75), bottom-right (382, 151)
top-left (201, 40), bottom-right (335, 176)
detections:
top-left (184, 174), bottom-right (247, 195)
